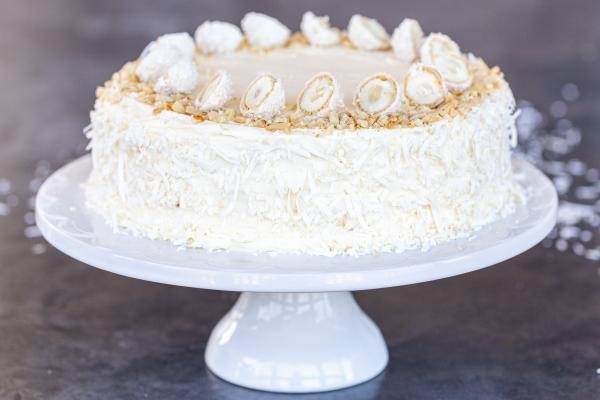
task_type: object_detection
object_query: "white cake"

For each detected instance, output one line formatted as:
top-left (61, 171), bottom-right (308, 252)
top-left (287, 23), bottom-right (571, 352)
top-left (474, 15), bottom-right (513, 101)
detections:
top-left (86, 12), bottom-right (523, 256)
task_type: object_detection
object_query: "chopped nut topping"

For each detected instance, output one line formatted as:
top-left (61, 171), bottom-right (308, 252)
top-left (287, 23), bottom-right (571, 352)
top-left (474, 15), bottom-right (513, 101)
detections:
top-left (96, 57), bottom-right (507, 133)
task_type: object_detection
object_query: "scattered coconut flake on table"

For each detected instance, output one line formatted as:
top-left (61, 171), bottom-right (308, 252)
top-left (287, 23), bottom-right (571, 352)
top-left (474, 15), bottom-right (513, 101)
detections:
top-left (0, 178), bottom-right (11, 195)
top-left (515, 83), bottom-right (599, 261)
top-left (31, 243), bottom-right (47, 255)
top-left (17, 159), bottom-right (58, 247)
top-left (24, 211), bottom-right (35, 225)
top-left (5, 194), bottom-right (18, 207)
top-left (24, 225), bottom-right (42, 239)
top-left (0, 178), bottom-right (13, 216)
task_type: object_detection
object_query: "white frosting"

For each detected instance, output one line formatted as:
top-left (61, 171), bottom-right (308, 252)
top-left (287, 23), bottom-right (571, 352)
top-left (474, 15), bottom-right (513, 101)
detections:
top-left (391, 19), bottom-right (424, 62)
top-left (153, 60), bottom-right (199, 94)
top-left (300, 11), bottom-right (340, 47)
top-left (347, 14), bottom-right (390, 51)
top-left (194, 21), bottom-right (243, 54)
top-left (241, 12), bottom-right (291, 48)
top-left (195, 70), bottom-right (234, 111)
top-left (86, 80), bottom-right (522, 256)
top-left (239, 74), bottom-right (285, 119)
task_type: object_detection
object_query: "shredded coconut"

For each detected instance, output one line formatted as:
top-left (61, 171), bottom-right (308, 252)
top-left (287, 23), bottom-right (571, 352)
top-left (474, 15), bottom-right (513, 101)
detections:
top-left (241, 12), bottom-right (290, 48)
top-left (85, 85), bottom-right (520, 256)
top-left (300, 11), bottom-right (340, 47)
top-left (517, 93), bottom-right (599, 260)
top-left (194, 21), bottom-right (243, 54)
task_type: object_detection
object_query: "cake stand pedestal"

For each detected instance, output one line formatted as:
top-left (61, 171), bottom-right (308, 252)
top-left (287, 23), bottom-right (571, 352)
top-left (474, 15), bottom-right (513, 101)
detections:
top-left (205, 291), bottom-right (388, 392)
top-left (36, 156), bottom-right (557, 393)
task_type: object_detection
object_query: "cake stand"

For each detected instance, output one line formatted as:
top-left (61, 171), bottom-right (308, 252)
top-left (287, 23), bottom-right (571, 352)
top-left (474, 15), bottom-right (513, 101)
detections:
top-left (36, 155), bottom-right (557, 393)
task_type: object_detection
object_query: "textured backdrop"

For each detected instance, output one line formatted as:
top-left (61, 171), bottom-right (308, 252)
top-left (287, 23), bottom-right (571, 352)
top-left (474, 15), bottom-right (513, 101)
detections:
top-left (0, 1), bottom-right (599, 399)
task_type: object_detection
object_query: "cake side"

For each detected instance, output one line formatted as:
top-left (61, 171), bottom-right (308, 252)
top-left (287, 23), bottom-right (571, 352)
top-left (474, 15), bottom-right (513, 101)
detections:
top-left (85, 12), bottom-right (525, 256)
top-left (86, 73), bottom-right (522, 256)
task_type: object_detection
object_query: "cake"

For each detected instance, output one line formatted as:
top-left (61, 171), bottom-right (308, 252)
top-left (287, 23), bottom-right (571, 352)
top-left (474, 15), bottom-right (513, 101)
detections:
top-left (85, 12), bottom-right (524, 256)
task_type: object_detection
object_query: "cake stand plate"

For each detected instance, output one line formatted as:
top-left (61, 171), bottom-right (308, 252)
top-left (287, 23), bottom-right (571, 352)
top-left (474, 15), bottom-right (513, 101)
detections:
top-left (36, 156), bottom-right (557, 393)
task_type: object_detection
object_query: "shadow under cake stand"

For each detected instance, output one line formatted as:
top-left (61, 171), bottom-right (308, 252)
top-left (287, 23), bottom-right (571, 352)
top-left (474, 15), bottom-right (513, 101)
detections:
top-left (36, 156), bottom-right (557, 393)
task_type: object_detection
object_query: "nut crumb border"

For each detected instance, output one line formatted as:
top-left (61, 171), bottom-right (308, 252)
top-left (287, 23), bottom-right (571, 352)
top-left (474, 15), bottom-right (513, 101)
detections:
top-left (96, 54), bottom-right (507, 133)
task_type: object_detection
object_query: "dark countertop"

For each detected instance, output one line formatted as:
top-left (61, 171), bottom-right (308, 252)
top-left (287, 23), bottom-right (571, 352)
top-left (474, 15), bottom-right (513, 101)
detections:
top-left (1, 1), bottom-right (599, 399)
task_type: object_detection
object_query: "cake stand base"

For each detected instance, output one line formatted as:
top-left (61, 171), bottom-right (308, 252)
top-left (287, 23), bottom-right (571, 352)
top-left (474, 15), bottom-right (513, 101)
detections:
top-left (36, 156), bottom-right (557, 394)
top-left (205, 291), bottom-right (387, 393)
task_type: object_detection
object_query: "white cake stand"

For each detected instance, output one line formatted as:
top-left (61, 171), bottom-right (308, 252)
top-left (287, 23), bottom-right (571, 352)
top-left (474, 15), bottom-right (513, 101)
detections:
top-left (36, 155), bottom-right (556, 393)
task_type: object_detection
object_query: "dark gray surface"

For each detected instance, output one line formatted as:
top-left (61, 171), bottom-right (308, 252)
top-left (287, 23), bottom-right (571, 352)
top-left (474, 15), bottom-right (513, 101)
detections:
top-left (1, 1), bottom-right (599, 399)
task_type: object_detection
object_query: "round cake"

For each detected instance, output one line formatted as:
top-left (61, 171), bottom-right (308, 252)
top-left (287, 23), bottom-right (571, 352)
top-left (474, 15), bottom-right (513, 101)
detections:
top-left (86, 12), bottom-right (524, 256)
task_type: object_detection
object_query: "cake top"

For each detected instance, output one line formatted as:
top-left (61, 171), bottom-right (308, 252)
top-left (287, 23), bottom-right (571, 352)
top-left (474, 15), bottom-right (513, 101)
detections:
top-left (96, 12), bottom-right (508, 132)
